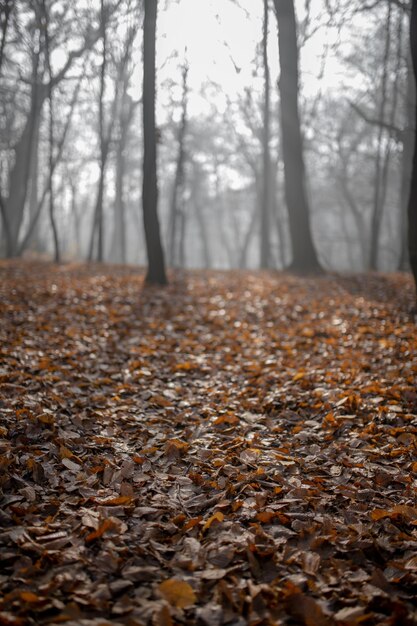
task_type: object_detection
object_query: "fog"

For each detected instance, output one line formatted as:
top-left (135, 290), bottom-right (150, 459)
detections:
top-left (0, 0), bottom-right (413, 273)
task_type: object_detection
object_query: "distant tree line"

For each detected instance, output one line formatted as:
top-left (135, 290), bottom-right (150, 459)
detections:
top-left (0, 0), bottom-right (416, 296)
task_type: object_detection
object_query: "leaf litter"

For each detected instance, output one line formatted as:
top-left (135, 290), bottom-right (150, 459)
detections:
top-left (0, 261), bottom-right (417, 625)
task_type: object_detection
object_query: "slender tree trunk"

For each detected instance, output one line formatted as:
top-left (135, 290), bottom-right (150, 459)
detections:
top-left (369, 0), bottom-right (391, 270)
top-left (142, 0), bottom-right (167, 284)
top-left (69, 177), bottom-right (81, 257)
top-left (28, 114), bottom-right (42, 252)
top-left (178, 206), bottom-right (186, 269)
top-left (272, 161), bottom-right (287, 268)
top-left (239, 203), bottom-right (258, 269)
top-left (408, 0), bottom-right (417, 298)
top-left (89, 0), bottom-right (108, 263)
top-left (399, 51), bottom-right (415, 270)
top-left (260, 0), bottom-right (271, 268)
top-left (188, 161), bottom-right (211, 268)
top-left (43, 0), bottom-right (60, 263)
top-left (168, 62), bottom-right (188, 267)
top-left (0, 0), bottom-right (12, 75)
top-left (111, 99), bottom-right (132, 264)
top-left (337, 170), bottom-right (368, 268)
top-left (273, 0), bottom-right (321, 272)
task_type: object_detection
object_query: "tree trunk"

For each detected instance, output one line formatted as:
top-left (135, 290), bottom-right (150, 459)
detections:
top-left (69, 177), bottom-right (81, 257)
top-left (28, 113), bottom-right (42, 253)
top-left (4, 50), bottom-right (43, 256)
top-left (111, 96), bottom-right (134, 264)
top-left (399, 51), bottom-right (415, 270)
top-left (369, 0), bottom-right (391, 270)
top-left (0, 0), bottom-right (12, 75)
top-left (43, 0), bottom-right (60, 263)
top-left (168, 62), bottom-right (188, 268)
top-left (260, 0), bottom-right (271, 268)
top-left (273, 0), bottom-right (321, 273)
top-left (408, 0), bottom-right (417, 298)
top-left (88, 0), bottom-right (108, 263)
top-left (142, 0), bottom-right (167, 285)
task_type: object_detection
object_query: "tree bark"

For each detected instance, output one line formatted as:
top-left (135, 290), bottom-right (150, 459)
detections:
top-left (142, 0), bottom-right (167, 284)
top-left (273, 0), bottom-right (321, 273)
top-left (260, 0), bottom-right (271, 268)
top-left (111, 94), bottom-right (135, 264)
top-left (399, 51), bottom-right (415, 270)
top-left (43, 0), bottom-right (60, 263)
top-left (168, 62), bottom-right (188, 268)
top-left (408, 0), bottom-right (417, 298)
top-left (88, 0), bottom-right (108, 263)
top-left (0, 0), bottom-right (12, 75)
top-left (369, 0), bottom-right (391, 270)
top-left (4, 49), bottom-right (43, 256)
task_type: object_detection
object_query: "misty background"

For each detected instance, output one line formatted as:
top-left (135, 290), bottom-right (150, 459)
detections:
top-left (0, 0), bottom-right (412, 272)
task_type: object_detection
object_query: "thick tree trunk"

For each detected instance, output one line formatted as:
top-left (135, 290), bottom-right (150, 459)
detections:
top-left (273, 0), bottom-right (321, 273)
top-left (5, 52), bottom-right (43, 256)
top-left (142, 0), bottom-right (167, 285)
top-left (408, 0), bottom-right (417, 297)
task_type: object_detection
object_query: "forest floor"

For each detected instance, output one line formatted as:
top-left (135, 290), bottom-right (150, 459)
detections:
top-left (0, 261), bottom-right (417, 626)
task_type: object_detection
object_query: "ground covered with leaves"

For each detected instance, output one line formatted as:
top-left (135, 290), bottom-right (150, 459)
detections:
top-left (1, 261), bottom-right (417, 626)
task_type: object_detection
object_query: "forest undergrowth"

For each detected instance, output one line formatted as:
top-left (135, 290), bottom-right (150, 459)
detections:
top-left (0, 261), bottom-right (417, 626)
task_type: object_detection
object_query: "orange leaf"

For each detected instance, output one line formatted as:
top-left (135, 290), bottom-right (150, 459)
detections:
top-left (213, 415), bottom-right (239, 426)
top-left (158, 579), bottom-right (196, 608)
top-left (20, 591), bottom-right (41, 603)
top-left (96, 496), bottom-right (134, 506)
top-left (371, 505), bottom-right (417, 522)
top-left (85, 518), bottom-right (115, 542)
top-left (175, 361), bottom-right (194, 371)
top-left (293, 371), bottom-right (305, 382)
top-left (60, 446), bottom-right (82, 463)
top-left (256, 511), bottom-right (276, 524)
top-left (183, 516), bottom-right (202, 531)
top-left (203, 511), bottom-right (224, 532)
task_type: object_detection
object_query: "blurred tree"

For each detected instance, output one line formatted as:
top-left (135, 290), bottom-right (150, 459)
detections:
top-left (0, 0), bottom-right (12, 76)
top-left (260, 0), bottom-right (271, 268)
top-left (88, 2), bottom-right (137, 263)
top-left (0, 0), bottom-right (101, 257)
top-left (42, 0), bottom-right (60, 262)
top-left (168, 58), bottom-right (189, 268)
top-left (88, 0), bottom-right (109, 263)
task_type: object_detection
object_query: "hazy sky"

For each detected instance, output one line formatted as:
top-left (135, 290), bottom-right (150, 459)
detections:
top-left (156, 0), bottom-right (342, 118)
